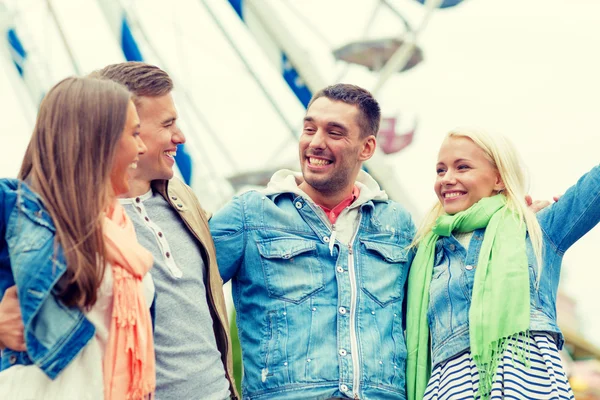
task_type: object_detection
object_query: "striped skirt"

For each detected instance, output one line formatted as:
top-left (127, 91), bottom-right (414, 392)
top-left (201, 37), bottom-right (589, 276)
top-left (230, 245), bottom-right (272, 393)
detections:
top-left (423, 333), bottom-right (575, 400)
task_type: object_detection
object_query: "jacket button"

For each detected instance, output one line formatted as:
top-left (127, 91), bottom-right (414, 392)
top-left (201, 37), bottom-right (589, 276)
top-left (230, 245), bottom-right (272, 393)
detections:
top-left (323, 236), bottom-right (330, 243)
top-left (336, 266), bottom-right (344, 273)
top-left (9, 354), bottom-right (17, 364)
top-left (465, 264), bottom-right (475, 271)
top-left (339, 349), bottom-right (347, 356)
top-left (449, 244), bottom-right (456, 251)
top-left (295, 202), bottom-right (302, 209)
top-left (340, 384), bottom-right (349, 392)
top-left (338, 307), bottom-right (347, 314)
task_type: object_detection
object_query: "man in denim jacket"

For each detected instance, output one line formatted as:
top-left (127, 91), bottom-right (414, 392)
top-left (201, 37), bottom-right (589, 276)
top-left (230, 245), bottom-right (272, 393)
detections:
top-left (210, 84), bottom-right (416, 400)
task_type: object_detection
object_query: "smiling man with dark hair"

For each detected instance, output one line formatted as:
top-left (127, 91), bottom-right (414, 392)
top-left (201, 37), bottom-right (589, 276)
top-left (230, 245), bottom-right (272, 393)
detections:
top-left (210, 83), bottom-right (416, 400)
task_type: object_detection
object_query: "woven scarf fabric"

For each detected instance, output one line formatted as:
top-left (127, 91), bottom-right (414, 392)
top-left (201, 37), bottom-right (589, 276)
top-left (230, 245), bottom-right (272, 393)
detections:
top-left (406, 195), bottom-right (529, 400)
top-left (102, 201), bottom-right (155, 400)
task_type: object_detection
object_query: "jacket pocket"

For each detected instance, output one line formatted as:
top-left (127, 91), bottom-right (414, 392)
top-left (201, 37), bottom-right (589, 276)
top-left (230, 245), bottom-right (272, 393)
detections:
top-left (257, 237), bottom-right (324, 304)
top-left (359, 239), bottom-right (408, 307)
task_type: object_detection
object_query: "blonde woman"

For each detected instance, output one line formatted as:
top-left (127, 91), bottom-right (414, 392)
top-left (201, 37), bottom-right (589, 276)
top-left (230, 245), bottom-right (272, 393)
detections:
top-left (0, 77), bottom-right (154, 399)
top-left (406, 129), bottom-right (599, 400)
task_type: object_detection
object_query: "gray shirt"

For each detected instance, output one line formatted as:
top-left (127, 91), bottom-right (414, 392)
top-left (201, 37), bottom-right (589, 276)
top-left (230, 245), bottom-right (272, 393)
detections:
top-left (121, 190), bottom-right (230, 400)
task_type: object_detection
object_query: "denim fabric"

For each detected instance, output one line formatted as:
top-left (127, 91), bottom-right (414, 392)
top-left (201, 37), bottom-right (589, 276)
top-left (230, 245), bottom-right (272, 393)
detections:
top-left (0, 179), bottom-right (94, 379)
top-left (210, 185), bottom-right (416, 400)
top-left (428, 164), bottom-right (600, 366)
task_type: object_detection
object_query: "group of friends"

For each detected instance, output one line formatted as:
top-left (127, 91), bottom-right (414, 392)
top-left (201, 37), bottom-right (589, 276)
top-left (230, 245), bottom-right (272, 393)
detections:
top-left (0, 61), bottom-right (598, 400)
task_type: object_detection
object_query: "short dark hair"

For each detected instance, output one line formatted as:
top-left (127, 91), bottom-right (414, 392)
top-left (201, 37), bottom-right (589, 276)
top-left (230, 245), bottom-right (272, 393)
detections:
top-left (90, 62), bottom-right (173, 101)
top-left (307, 83), bottom-right (381, 138)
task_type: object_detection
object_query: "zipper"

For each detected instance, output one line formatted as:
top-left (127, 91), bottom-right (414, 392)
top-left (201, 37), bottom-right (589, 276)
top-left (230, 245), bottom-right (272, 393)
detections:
top-left (347, 212), bottom-right (363, 398)
top-left (304, 198), bottom-right (362, 397)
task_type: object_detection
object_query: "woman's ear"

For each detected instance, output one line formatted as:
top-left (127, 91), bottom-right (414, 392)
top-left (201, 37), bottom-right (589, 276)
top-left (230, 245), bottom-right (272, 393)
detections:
top-left (494, 173), bottom-right (505, 193)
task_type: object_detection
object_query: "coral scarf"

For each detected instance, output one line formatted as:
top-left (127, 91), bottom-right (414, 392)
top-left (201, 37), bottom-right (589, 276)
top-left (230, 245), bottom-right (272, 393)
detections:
top-left (102, 201), bottom-right (155, 399)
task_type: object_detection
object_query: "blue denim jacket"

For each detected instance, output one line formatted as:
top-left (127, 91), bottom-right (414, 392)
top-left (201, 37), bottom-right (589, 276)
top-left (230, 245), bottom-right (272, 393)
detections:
top-left (0, 179), bottom-right (95, 378)
top-left (428, 164), bottom-right (600, 366)
top-left (210, 171), bottom-right (416, 400)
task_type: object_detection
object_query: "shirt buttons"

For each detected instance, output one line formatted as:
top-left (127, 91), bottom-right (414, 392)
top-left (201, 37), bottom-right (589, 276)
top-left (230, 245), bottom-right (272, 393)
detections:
top-left (295, 202), bottom-right (302, 209)
top-left (339, 307), bottom-right (347, 314)
top-left (135, 197), bottom-right (141, 203)
top-left (336, 266), bottom-right (344, 273)
top-left (158, 232), bottom-right (163, 237)
top-left (171, 196), bottom-right (178, 201)
top-left (340, 384), bottom-right (349, 392)
top-left (465, 264), bottom-right (475, 271)
top-left (165, 252), bottom-right (171, 258)
top-left (339, 349), bottom-right (347, 356)
top-left (144, 217), bottom-right (150, 222)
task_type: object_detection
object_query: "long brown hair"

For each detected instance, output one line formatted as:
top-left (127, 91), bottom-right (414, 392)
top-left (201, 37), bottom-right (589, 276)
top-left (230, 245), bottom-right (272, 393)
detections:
top-left (19, 76), bottom-right (132, 308)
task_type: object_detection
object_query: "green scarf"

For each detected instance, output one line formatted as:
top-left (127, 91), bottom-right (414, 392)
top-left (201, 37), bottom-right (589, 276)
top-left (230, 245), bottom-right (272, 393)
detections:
top-left (406, 195), bottom-right (530, 400)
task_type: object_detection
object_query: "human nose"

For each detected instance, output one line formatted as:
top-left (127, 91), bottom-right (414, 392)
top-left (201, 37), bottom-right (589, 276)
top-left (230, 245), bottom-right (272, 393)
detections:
top-left (441, 169), bottom-right (456, 185)
top-left (308, 129), bottom-right (326, 149)
top-left (136, 135), bottom-right (147, 155)
top-left (171, 123), bottom-right (186, 145)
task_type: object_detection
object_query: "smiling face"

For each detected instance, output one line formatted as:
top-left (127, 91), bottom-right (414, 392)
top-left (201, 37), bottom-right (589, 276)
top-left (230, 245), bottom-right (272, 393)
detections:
top-left (435, 136), bottom-right (505, 214)
top-left (128, 93), bottom-right (185, 195)
top-left (298, 97), bottom-right (375, 205)
top-left (110, 101), bottom-right (146, 196)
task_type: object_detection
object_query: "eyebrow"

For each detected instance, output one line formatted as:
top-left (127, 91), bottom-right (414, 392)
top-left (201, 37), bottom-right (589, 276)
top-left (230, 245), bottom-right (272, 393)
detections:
top-left (303, 117), bottom-right (348, 133)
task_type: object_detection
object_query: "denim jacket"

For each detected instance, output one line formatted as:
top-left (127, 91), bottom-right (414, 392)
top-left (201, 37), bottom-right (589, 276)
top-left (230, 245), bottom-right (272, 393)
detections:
top-left (210, 170), bottom-right (416, 400)
top-left (428, 164), bottom-right (600, 366)
top-left (0, 179), bottom-right (95, 378)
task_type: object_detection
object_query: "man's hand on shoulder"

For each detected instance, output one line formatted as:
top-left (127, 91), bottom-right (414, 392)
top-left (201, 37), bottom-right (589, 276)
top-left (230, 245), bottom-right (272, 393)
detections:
top-left (0, 286), bottom-right (26, 351)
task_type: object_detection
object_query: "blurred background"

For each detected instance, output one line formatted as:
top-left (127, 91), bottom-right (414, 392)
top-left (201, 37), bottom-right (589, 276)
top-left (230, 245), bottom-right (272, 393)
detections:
top-left (1, 0), bottom-right (599, 396)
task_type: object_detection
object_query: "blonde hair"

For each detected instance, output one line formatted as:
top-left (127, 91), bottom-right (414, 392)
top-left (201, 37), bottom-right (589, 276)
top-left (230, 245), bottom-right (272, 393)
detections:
top-left (412, 128), bottom-right (543, 270)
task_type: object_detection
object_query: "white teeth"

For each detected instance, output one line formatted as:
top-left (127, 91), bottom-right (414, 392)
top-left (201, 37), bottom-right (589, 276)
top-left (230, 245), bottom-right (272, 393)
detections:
top-left (308, 157), bottom-right (331, 166)
top-left (164, 151), bottom-right (176, 158)
top-left (444, 192), bottom-right (463, 198)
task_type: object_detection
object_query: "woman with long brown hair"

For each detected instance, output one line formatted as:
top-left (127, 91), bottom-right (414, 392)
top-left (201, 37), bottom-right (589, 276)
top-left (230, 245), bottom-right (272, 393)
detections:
top-left (0, 76), bottom-right (155, 399)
